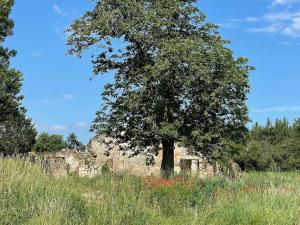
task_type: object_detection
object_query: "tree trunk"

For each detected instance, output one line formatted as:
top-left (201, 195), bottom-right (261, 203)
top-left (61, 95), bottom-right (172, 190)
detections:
top-left (161, 139), bottom-right (175, 178)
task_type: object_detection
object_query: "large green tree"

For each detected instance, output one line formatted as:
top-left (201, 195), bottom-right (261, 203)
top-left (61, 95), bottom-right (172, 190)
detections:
top-left (0, 0), bottom-right (36, 155)
top-left (68, 0), bottom-right (252, 177)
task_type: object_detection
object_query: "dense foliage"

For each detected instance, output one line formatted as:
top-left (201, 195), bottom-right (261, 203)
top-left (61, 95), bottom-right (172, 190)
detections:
top-left (66, 133), bottom-right (85, 151)
top-left (33, 132), bottom-right (85, 153)
top-left (68, 0), bottom-right (252, 177)
top-left (0, 0), bottom-right (36, 155)
top-left (34, 133), bottom-right (67, 153)
top-left (0, 114), bottom-right (36, 155)
top-left (236, 118), bottom-right (300, 171)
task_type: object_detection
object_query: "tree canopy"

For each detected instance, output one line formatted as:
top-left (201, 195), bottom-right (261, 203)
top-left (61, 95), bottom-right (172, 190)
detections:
top-left (0, 0), bottom-right (20, 121)
top-left (66, 133), bottom-right (85, 151)
top-left (0, 0), bottom-right (36, 155)
top-left (34, 133), bottom-right (67, 153)
top-left (68, 0), bottom-right (253, 177)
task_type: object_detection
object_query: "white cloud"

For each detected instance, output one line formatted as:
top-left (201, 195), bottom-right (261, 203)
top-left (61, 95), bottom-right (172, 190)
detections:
top-left (253, 106), bottom-right (300, 113)
top-left (220, 17), bottom-right (262, 30)
top-left (272, 0), bottom-right (300, 6)
top-left (42, 94), bottom-right (74, 104)
top-left (76, 122), bottom-right (88, 128)
top-left (246, 17), bottom-right (260, 22)
top-left (248, 9), bottom-right (300, 37)
top-left (52, 4), bottom-right (77, 18)
top-left (226, 0), bottom-right (300, 38)
top-left (218, 23), bottom-right (238, 29)
top-left (249, 23), bottom-right (282, 34)
top-left (277, 40), bottom-right (296, 45)
top-left (30, 52), bottom-right (41, 57)
top-left (53, 4), bottom-right (66, 17)
top-left (50, 124), bottom-right (68, 131)
top-left (42, 99), bottom-right (55, 104)
top-left (63, 94), bottom-right (74, 100)
top-left (263, 11), bottom-right (298, 21)
top-left (229, 18), bottom-right (242, 23)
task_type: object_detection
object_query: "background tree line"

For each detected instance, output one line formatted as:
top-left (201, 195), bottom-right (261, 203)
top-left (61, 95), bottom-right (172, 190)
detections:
top-left (236, 118), bottom-right (300, 171)
top-left (34, 132), bottom-right (85, 153)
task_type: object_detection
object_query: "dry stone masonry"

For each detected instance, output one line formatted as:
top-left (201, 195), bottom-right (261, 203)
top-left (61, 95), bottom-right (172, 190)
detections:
top-left (41, 135), bottom-right (219, 178)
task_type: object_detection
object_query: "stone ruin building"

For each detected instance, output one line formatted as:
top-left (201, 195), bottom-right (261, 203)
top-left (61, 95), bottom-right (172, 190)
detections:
top-left (41, 136), bottom-right (220, 178)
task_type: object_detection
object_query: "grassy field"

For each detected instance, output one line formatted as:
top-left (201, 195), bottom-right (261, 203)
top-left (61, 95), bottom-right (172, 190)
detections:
top-left (0, 159), bottom-right (299, 225)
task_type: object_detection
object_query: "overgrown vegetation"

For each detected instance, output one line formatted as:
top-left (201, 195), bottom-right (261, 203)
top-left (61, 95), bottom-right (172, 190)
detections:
top-left (0, 0), bottom-right (36, 156)
top-left (1, 159), bottom-right (299, 225)
top-left (237, 118), bottom-right (300, 171)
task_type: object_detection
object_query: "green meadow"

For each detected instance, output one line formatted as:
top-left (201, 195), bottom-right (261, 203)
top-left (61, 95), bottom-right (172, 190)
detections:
top-left (0, 159), bottom-right (299, 225)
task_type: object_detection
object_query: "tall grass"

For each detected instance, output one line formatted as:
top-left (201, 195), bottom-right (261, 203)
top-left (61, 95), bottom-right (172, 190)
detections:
top-left (0, 159), bottom-right (299, 225)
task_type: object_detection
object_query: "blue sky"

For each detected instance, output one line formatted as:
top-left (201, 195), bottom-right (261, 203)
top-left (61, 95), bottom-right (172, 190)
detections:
top-left (4, 0), bottom-right (300, 143)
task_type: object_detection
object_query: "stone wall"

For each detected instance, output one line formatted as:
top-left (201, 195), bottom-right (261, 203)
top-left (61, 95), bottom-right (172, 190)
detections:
top-left (41, 136), bottom-right (219, 178)
top-left (86, 136), bottom-right (218, 178)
